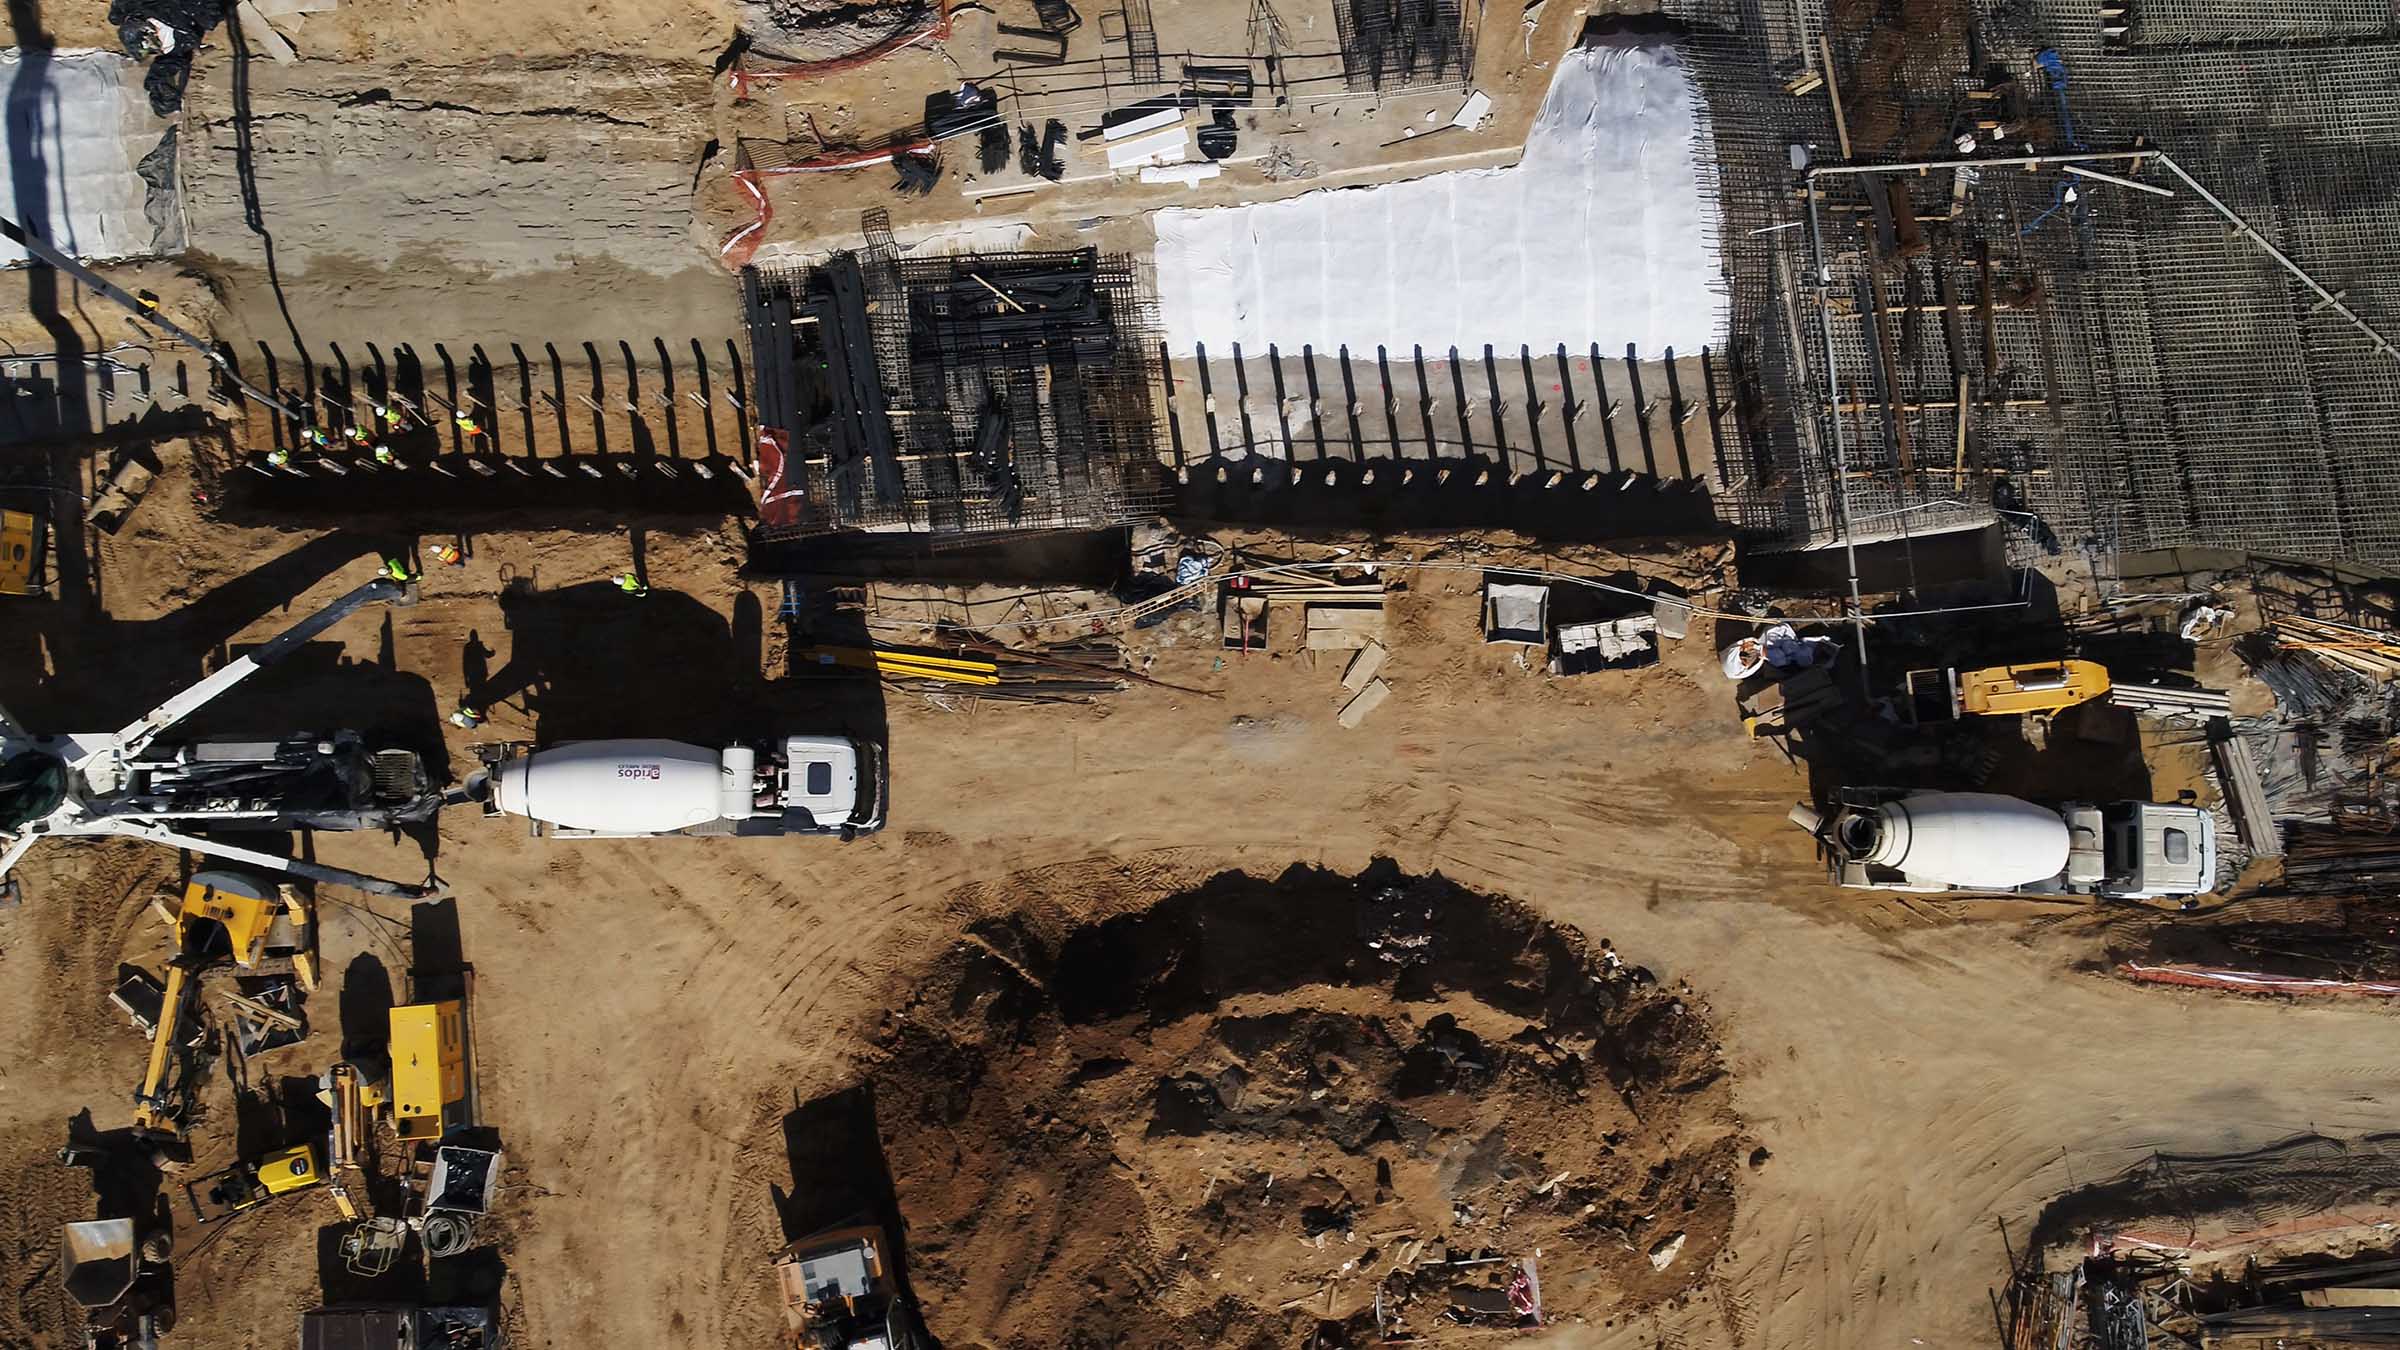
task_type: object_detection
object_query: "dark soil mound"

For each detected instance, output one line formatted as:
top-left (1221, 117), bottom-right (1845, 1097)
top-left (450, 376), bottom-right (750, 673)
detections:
top-left (860, 860), bottom-right (1744, 1348)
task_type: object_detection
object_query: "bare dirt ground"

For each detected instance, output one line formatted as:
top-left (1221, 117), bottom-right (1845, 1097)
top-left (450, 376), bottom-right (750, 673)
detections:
top-left (3, 4), bottom-right (2397, 1350)
top-left (2, 453), bottom-right (2398, 1350)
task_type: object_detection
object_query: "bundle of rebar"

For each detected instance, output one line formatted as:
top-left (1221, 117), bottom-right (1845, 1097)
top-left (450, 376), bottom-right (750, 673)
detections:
top-left (2238, 631), bottom-right (2355, 716)
top-left (864, 635), bottom-right (1152, 705)
top-left (2281, 823), bottom-right (2400, 895)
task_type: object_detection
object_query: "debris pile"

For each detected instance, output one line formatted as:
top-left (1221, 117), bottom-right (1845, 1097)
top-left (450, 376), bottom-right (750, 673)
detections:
top-left (2006, 1134), bottom-right (2400, 1349)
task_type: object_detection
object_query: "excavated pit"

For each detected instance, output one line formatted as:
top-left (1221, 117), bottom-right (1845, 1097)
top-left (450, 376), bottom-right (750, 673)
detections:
top-left (862, 862), bottom-right (1743, 1347)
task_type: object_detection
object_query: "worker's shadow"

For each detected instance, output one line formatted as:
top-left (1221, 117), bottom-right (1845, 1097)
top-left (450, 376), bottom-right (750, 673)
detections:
top-left (337, 952), bottom-right (394, 1066)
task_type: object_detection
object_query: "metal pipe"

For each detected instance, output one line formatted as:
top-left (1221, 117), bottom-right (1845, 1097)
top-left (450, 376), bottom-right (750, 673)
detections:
top-left (2061, 163), bottom-right (2174, 197)
top-left (2149, 151), bottom-right (2398, 363)
top-left (1804, 162), bottom-right (1873, 683)
top-left (0, 214), bottom-right (297, 417)
top-left (1806, 150), bottom-right (2155, 178)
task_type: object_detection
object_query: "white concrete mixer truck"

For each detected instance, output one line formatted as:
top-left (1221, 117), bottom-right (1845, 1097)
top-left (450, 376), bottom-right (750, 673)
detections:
top-left (1790, 789), bottom-right (2216, 900)
top-left (467, 735), bottom-right (885, 840)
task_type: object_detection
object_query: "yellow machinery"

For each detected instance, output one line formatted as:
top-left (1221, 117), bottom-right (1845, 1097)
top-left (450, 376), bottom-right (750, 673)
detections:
top-left (131, 872), bottom-right (291, 1144)
top-left (0, 508), bottom-right (46, 596)
top-left (183, 1142), bottom-right (323, 1222)
top-left (1905, 660), bottom-right (2111, 723)
top-left (389, 1000), bottom-right (466, 1142)
top-left (319, 1060), bottom-right (391, 1221)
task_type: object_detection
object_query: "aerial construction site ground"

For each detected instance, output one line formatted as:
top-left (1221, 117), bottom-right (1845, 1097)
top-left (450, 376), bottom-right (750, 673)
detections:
top-left (3, 2), bottom-right (2399, 1350)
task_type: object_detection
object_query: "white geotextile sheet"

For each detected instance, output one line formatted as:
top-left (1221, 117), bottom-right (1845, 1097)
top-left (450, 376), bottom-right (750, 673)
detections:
top-left (0, 50), bottom-right (173, 266)
top-left (1153, 41), bottom-right (1722, 357)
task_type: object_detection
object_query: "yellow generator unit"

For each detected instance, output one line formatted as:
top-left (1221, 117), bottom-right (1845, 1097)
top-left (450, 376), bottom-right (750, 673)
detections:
top-left (184, 1142), bottom-right (322, 1222)
top-left (389, 1000), bottom-right (466, 1141)
top-left (0, 508), bottom-right (46, 596)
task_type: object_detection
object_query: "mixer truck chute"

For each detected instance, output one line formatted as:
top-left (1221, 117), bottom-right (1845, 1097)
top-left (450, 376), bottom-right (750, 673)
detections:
top-left (471, 735), bottom-right (885, 839)
top-left (1792, 789), bottom-right (2216, 900)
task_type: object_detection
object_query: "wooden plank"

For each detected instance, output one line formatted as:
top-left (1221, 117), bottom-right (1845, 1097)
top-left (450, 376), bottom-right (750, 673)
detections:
top-left (1337, 678), bottom-right (1391, 728)
top-left (1817, 35), bottom-right (1852, 160)
top-left (219, 990), bottom-right (302, 1031)
top-left (1342, 641), bottom-right (1389, 691)
top-left (236, 0), bottom-right (298, 61)
top-left (1308, 629), bottom-right (1374, 651)
top-left (1306, 606), bottom-right (1387, 632)
top-left (2210, 724), bottom-right (2282, 859)
top-left (1977, 242), bottom-right (1999, 374)
top-left (2304, 1289), bottom-right (2400, 1308)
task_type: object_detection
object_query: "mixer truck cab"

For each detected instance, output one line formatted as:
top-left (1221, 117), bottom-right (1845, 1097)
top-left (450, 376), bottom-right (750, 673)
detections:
top-left (1793, 789), bottom-right (2215, 900)
top-left (474, 735), bottom-right (885, 839)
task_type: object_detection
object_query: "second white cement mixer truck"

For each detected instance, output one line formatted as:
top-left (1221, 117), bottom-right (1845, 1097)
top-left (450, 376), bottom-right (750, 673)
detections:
top-left (1791, 789), bottom-right (2216, 900)
top-left (468, 736), bottom-right (885, 840)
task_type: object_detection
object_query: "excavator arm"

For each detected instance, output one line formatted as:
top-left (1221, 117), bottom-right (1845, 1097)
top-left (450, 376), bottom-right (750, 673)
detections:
top-left (131, 960), bottom-right (196, 1142)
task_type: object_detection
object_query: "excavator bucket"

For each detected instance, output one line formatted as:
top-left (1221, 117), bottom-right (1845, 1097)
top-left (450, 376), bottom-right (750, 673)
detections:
top-left (61, 1218), bottom-right (136, 1309)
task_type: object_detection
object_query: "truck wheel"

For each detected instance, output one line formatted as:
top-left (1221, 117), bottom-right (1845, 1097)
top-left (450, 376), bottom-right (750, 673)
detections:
top-left (140, 1229), bottom-right (173, 1263)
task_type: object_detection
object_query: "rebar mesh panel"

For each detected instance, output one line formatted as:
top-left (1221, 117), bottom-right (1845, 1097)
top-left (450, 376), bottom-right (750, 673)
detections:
top-left (1332, 0), bottom-right (1474, 93)
top-left (2124, 0), bottom-right (2396, 45)
top-left (745, 248), bottom-right (1168, 540)
top-left (1667, 0), bottom-right (2400, 566)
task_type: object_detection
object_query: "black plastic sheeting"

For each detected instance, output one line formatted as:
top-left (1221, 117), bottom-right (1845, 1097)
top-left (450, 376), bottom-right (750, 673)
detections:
top-left (108, 0), bottom-right (227, 115)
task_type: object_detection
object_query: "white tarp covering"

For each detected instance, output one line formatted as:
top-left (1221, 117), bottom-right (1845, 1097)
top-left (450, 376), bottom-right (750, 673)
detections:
top-left (0, 50), bottom-right (178, 266)
top-left (1153, 41), bottom-right (1721, 357)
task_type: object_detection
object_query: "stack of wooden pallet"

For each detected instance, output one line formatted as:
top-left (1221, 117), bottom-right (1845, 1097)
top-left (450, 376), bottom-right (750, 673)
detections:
top-left (2273, 614), bottom-right (2400, 683)
top-left (1233, 571), bottom-right (1389, 652)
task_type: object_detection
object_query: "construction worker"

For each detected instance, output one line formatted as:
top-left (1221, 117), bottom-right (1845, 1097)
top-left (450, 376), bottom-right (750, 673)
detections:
top-left (381, 556), bottom-right (415, 584)
top-left (453, 410), bottom-right (485, 440)
top-left (614, 572), bottom-right (648, 598)
top-left (372, 443), bottom-right (396, 466)
top-left (447, 703), bottom-right (484, 730)
top-left (302, 426), bottom-right (331, 449)
top-left (431, 542), bottom-right (464, 567)
top-left (265, 447), bottom-right (291, 469)
top-left (374, 402), bottom-right (403, 429)
top-left (343, 424), bottom-right (371, 446)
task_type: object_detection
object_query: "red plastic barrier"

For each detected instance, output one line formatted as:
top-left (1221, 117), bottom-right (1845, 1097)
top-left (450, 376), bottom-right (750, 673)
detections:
top-left (727, 3), bottom-right (954, 98)
top-left (2118, 961), bottom-right (2400, 997)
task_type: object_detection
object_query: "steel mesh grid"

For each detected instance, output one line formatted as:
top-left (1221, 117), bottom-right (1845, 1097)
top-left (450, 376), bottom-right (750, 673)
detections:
top-left (2123, 0), bottom-right (2396, 45)
top-left (1669, 0), bottom-right (2400, 565)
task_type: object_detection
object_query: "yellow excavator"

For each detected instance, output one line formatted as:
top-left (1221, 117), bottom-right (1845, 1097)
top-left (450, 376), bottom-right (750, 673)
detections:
top-left (130, 871), bottom-right (312, 1157)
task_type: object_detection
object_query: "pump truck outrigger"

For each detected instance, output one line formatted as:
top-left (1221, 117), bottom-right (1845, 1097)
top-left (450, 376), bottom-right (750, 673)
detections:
top-left (0, 576), bottom-right (443, 900)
